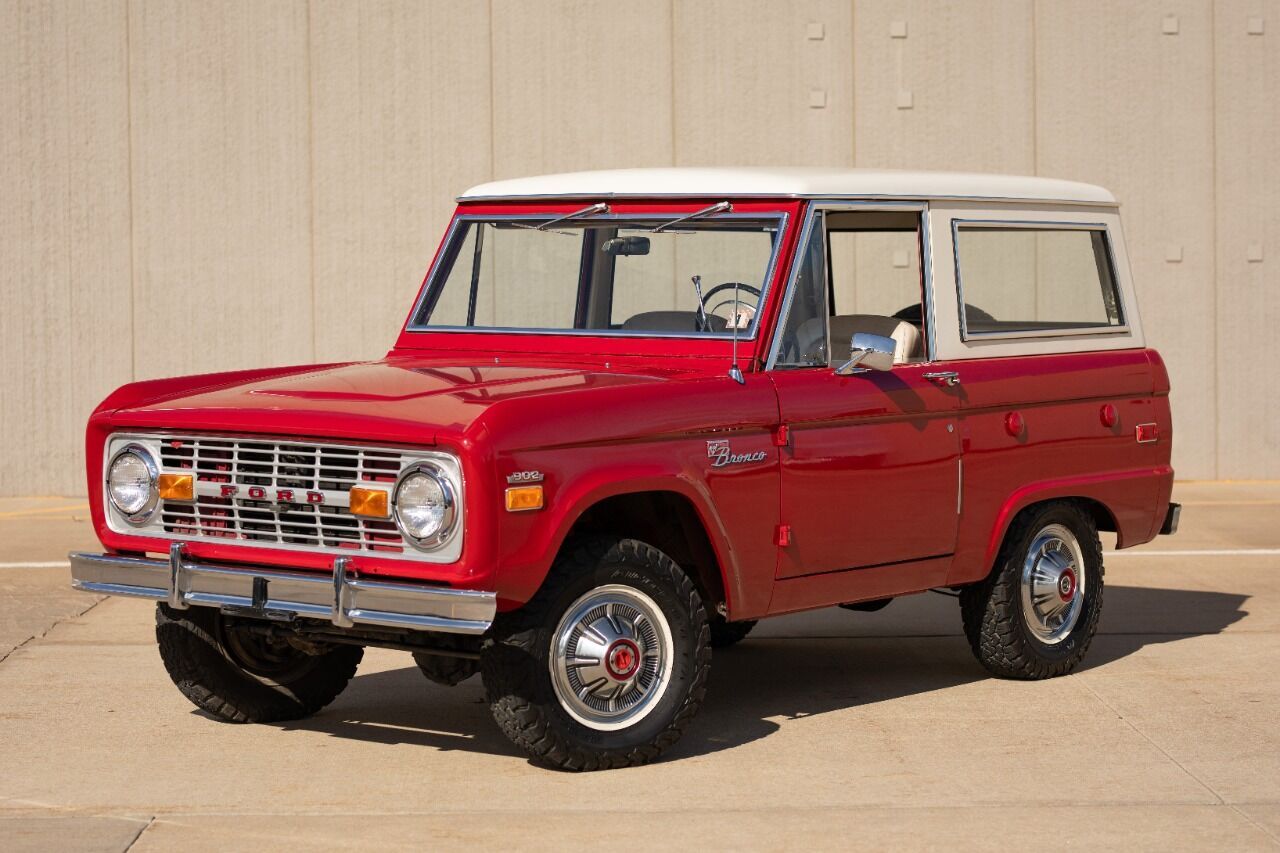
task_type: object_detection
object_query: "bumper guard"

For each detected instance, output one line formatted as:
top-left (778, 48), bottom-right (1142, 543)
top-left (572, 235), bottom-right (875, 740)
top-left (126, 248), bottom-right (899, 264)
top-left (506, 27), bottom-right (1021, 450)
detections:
top-left (69, 545), bottom-right (495, 635)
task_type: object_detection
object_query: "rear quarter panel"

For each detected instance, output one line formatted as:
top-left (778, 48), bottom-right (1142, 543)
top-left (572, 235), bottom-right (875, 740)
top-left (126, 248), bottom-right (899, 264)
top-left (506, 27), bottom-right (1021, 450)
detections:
top-left (946, 348), bottom-right (1173, 586)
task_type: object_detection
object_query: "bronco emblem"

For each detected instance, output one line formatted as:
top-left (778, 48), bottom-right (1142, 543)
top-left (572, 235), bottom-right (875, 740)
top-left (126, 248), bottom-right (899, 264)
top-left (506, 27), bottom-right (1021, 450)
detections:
top-left (706, 439), bottom-right (768, 468)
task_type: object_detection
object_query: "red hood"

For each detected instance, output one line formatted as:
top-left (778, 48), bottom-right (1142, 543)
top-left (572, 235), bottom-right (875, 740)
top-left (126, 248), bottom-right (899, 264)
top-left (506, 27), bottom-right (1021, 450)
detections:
top-left (97, 356), bottom-right (693, 446)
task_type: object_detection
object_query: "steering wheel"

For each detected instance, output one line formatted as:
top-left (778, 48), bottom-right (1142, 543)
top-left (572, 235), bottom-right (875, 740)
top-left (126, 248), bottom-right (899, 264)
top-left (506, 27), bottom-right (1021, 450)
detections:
top-left (701, 282), bottom-right (762, 331)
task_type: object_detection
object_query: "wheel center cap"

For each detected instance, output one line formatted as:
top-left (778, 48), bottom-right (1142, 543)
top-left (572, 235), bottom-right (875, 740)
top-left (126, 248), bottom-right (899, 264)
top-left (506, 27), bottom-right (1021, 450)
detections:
top-left (604, 639), bottom-right (640, 681)
top-left (1058, 568), bottom-right (1077, 601)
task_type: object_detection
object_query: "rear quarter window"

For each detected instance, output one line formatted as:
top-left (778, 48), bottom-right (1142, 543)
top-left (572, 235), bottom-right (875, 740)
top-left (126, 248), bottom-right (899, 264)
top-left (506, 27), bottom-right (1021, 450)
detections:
top-left (954, 225), bottom-right (1124, 338)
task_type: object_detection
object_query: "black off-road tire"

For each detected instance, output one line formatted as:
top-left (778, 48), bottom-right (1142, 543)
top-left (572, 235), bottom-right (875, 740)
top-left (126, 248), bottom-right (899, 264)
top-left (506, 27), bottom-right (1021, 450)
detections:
top-left (960, 501), bottom-right (1104, 680)
top-left (481, 536), bottom-right (711, 771)
top-left (412, 651), bottom-right (479, 687)
top-left (155, 604), bottom-right (363, 723)
top-left (708, 613), bottom-right (756, 648)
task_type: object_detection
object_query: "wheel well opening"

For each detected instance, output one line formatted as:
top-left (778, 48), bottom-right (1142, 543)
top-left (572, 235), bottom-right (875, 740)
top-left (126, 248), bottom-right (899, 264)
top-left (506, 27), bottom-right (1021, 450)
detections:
top-left (982, 496), bottom-right (1121, 583)
top-left (1076, 497), bottom-right (1118, 535)
top-left (1009, 496), bottom-right (1118, 541)
top-left (567, 492), bottom-right (726, 610)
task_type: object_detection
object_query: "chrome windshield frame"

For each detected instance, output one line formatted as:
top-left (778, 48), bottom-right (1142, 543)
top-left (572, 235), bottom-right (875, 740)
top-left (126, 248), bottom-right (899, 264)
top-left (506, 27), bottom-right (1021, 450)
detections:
top-left (405, 211), bottom-right (790, 342)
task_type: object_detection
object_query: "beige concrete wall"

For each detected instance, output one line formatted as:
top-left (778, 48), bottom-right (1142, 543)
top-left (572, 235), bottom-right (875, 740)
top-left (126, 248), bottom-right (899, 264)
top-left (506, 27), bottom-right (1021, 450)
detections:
top-left (1, 0), bottom-right (1276, 495)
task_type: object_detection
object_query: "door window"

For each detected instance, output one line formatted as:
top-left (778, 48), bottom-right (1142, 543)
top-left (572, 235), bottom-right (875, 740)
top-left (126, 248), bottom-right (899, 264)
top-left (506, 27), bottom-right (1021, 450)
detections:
top-left (774, 209), bottom-right (927, 367)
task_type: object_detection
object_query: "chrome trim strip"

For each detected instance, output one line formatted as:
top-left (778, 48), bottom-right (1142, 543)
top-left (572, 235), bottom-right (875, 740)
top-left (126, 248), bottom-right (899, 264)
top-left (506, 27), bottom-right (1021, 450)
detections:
top-left (951, 218), bottom-right (1131, 343)
top-left (168, 542), bottom-right (188, 610)
top-left (69, 551), bottom-right (495, 635)
top-left (457, 192), bottom-right (1120, 208)
top-left (333, 556), bottom-right (354, 628)
top-left (406, 211), bottom-right (790, 343)
top-left (765, 200), bottom-right (932, 371)
top-left (921, 204), bottom-right (938, 362)
top-left (765, 203), bottom-right (820, 370)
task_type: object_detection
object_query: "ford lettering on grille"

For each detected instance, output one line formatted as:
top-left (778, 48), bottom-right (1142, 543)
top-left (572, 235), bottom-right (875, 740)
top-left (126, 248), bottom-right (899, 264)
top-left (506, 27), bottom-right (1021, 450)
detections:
top-left (151, 435), bottom-right (406, 554)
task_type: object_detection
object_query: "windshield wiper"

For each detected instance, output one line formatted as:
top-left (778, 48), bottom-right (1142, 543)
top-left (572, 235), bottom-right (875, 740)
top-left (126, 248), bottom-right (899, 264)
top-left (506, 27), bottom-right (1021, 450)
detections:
top-left (512, 202), bottom-right (610, 234)
top-left (649, 201), bottom-right (732, 233)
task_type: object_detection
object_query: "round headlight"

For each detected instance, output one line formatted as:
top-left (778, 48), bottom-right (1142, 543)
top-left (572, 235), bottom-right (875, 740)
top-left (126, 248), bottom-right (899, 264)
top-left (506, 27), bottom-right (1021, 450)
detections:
top-left (107, 445), bottom-right (158, 524)
top-left (394, 465), bottom-right (456, 548)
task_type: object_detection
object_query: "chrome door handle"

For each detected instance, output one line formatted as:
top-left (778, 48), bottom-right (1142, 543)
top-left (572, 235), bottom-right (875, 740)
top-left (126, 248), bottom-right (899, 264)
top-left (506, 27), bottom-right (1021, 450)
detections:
top-left (923, 371), bottom-right (961, 387)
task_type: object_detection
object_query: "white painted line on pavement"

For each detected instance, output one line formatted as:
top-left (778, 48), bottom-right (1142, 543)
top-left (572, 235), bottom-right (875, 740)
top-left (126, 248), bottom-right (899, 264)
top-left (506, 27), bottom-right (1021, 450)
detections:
top-left (0, 561), bottom-right (71, 569)
top-left (1108, 548), bottom-right (1280, 557)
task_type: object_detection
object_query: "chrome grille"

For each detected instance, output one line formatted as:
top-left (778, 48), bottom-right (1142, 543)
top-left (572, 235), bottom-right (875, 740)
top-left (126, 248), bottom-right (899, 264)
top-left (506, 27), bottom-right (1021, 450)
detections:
top-left (155, 435), bottom-right (407, 554)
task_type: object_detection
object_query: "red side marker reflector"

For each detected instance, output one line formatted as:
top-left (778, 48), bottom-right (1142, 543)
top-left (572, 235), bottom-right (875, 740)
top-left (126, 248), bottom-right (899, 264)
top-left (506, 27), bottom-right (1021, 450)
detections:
top-left (1135, 423), bottom-right (1159, 444)
top-left (772, 424), bottom-right (790, 447)
top-left (1099, 404), bottom-right (1119, 428)
top-left (1004, 411), bottom-right (1025, 437)
top-left (774, 524), bottom-right (792, 547)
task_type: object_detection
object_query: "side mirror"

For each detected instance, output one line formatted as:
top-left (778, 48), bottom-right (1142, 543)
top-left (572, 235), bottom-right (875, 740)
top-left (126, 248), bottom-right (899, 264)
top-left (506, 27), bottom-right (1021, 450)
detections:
top-left (835, 332), bottom-right (895, 375)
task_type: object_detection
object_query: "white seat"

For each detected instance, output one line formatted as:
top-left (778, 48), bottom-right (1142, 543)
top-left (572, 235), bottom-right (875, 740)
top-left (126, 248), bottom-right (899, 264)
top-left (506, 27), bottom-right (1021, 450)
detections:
top-left (829, 315), bottom-right (921, 364)
top-left (793, 314), bottom-right (922, 365)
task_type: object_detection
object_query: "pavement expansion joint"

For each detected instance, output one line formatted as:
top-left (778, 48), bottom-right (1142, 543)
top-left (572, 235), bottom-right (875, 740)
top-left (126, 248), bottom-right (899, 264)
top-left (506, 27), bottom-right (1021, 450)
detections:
top-left (0, 596), bottom-right (105, 667)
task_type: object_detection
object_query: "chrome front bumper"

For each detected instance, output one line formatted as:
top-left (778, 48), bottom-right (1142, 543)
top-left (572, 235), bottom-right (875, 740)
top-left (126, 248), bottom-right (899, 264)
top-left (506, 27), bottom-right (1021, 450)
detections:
top-left (69, 546), bottom-right (495, 635)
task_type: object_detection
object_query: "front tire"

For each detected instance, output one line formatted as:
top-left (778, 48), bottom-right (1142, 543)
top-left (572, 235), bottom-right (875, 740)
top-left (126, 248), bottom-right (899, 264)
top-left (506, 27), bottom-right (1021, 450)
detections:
top-left (155, 604), bottom-right (363, 723)
top-left (708, 612), bottom-right (756, 648)
top-left (960, 502), bottom-right (1104, 679)
top-left (481, 537), bottom-right (711, 771)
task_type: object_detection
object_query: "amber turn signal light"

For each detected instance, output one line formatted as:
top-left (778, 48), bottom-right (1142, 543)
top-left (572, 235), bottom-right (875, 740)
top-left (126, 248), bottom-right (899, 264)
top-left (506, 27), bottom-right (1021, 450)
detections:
top-left (349, 486), bottom-right (390, 518)
top-left (157, 473), bottom-right (194, 501)
top-left (505, 485), bottom-right (544, 512)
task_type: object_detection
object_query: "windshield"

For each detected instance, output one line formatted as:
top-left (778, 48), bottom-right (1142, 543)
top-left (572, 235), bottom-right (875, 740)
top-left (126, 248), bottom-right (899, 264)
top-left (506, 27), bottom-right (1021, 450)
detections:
top-left (411, 213), bottom-right (784, 337)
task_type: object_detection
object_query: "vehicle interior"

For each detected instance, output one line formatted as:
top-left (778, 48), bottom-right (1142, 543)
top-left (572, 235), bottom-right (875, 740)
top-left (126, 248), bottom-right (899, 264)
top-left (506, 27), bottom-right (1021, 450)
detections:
top-left (416, 214), bottom-right (781, 336)
top-left (776, 209), bottom-right (928, 368)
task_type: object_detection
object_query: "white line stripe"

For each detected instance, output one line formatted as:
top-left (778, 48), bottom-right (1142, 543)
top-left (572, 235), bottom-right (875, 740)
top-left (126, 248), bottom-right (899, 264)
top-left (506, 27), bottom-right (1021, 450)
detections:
top-left (1108, 549), bottom-right (1280, 557)
top-left (0, 561), bottom-right (71, 569)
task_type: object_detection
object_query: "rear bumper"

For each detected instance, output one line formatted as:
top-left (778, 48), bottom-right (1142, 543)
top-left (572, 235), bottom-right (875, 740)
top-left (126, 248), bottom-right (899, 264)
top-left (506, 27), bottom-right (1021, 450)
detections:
top-left (69, 546), bottom-right (495, 635)
top-left (1159, 502), bottom-right (1181, 536)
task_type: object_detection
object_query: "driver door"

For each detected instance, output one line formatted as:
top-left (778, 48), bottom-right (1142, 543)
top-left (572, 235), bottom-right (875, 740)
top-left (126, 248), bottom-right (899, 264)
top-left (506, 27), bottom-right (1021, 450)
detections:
top-left (769, 207), bottom-right (961, 583)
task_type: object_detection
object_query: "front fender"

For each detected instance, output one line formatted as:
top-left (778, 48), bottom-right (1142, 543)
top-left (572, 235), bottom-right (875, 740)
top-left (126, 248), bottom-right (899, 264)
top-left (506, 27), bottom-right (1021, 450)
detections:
top-left (493, 460), bottom-right (741, 611)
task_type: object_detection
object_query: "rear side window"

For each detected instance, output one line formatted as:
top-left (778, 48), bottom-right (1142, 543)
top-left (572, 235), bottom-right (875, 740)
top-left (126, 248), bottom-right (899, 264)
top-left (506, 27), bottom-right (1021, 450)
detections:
top-left (954, 225), bottom-right (1124, 338)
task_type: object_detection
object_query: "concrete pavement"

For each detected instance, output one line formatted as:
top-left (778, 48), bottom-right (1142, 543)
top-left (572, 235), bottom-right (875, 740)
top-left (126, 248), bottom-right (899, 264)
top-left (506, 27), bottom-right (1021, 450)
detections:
top-left (1, 484), bottom-right (1278, 851)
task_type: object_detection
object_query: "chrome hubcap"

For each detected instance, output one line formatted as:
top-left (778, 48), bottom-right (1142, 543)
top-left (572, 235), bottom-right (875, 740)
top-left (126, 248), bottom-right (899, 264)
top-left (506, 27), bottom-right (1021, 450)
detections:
top-left (550, 584), bottom-right (673, 731)
top-left (1020, 524), bottom-right (1086, 645)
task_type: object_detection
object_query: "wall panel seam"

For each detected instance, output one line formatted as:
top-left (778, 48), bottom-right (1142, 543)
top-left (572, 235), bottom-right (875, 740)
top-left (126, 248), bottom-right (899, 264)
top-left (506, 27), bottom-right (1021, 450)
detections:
top-left (63, 0), bottom-right (74, 428)
top-left (669, 0), bottom-right (676, 165)
top-left (1210, 0), bottom-right (1220, 478)
top-left (1030, 0), bottom-right (1038, 175)
top-left (849, 0), bottom-right (856, 166)
top-left (487, 0), bottom-right (496, 180)
top-left (306, 0), bottom-right (317, 362)
top-left (125, 0), bottom-right (137, 382)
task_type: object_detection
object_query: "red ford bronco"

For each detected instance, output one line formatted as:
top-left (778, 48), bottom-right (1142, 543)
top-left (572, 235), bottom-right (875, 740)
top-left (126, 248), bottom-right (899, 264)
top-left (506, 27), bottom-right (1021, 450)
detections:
top-left (72, 168), bottom-right (1178, 770)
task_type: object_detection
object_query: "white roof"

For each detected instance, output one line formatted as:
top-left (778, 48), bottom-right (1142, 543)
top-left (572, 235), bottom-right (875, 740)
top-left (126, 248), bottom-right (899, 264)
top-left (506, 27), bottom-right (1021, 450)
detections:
top-left (460, 167), bottom-right (1115, 205)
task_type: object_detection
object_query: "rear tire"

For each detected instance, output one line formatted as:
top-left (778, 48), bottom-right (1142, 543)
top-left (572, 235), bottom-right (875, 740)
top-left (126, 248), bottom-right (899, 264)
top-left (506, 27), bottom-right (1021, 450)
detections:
top-left (155, 604), bottom-right (362, 723)
top-left (960, 501), bottom-right (1104, 679)
top-left (481, 536), bottom-right (711, 771)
